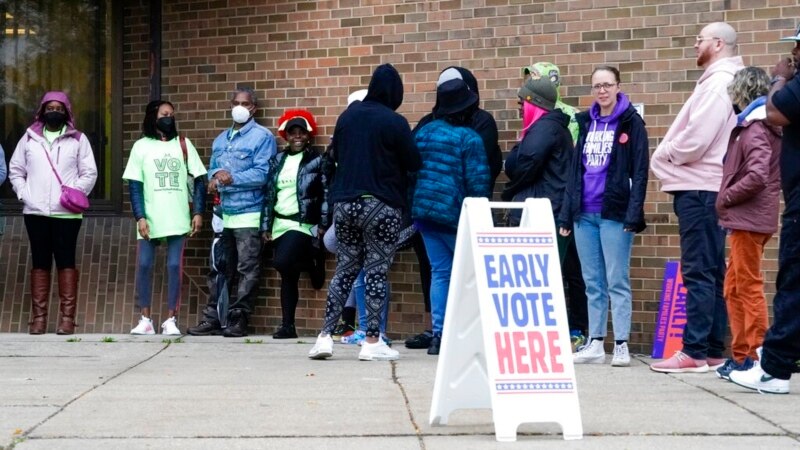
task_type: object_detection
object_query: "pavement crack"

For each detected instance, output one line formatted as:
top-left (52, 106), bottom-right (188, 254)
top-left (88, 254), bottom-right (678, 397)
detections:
top-left (13, 341), bottom-right (173, 444)
top-left (665, 370), bottom-right (798, 442)
top-left (391, 361), bottom-right (426, 450)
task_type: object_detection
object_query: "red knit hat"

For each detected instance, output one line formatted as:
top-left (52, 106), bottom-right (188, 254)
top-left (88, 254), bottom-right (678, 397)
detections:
top-left (277, 109), bottom-right (317, 140)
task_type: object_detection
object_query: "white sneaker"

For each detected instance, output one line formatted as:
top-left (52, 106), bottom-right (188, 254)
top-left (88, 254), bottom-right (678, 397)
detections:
top-left (308, 333), bottom-right (334, 360)
top-left (130, 316), bottom-right (155, 335)
top-left (573, 339), bottom-right (605, 364)
top-left (161, 317), bottom-right (181, 336)
top-left (359, 339), bottom-right (400, 361)
top-left (730, 361), bottom-right (790, 394)
top-left (611, 342), bottom-right (630, 367)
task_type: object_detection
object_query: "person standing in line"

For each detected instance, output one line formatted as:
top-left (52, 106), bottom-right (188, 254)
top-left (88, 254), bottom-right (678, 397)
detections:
top-left (8, 91), bottom-right (97, 335)
top-left (405, 66), bottom-right (501, 350)
top-left (521, 61), bottom-right (589, 351)
top-left (262, 109), bottom-right (327, 339)
top-left (650, 22), bottom-right (744, 373)
top-left (123, 100), bottom-right (207, 335)
top-left (307, 64), bottom-right (421, 361)
top-left (187, 87), bottom-right (275, 338)
top-left (502, 77), bottom-right (572, 235)
top-left (713, 67), bottom-right (782, 381)
top-left (558, 66), bottom-right (650, 367)
top-left (730, 25), bottom-right (800, 394)
top-left (413, 78), bottom-right (492, 355)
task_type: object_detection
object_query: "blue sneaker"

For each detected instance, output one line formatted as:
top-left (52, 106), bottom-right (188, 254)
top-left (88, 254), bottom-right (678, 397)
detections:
top-left (716, 357), bottom-right (754, 381)
top-left (570, 330), bottom-right (586, 352)
top-left (341, 330), bottom-right (365, 345)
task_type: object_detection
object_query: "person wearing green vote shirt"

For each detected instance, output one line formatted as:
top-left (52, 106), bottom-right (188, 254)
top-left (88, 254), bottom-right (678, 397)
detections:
top-left (123, 100), bottom-right (207, 336)
top-left (188, 87), bottom-right (276, 338)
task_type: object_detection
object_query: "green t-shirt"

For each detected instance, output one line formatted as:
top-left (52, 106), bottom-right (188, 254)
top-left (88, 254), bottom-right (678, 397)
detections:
top-left (272, 152), bottom-right (312, 239)
top-left (223, 212), bottom-right (260, 229)
top-left (122, 136), bottom-right (208, 240)
top-left (43, 126), bottom-right (65, 144)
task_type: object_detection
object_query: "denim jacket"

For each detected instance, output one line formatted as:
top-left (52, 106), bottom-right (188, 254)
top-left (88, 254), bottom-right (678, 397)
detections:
top-left (209, 119), bottom-right (276, 215)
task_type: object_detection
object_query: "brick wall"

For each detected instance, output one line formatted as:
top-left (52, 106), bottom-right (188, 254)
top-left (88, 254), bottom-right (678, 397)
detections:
top-left (1, 0), bottom-right (797, 353)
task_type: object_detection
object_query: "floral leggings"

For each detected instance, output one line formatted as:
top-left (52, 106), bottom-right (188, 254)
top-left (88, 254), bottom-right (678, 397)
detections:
top-left (322, 197), bottom-right (400, 337)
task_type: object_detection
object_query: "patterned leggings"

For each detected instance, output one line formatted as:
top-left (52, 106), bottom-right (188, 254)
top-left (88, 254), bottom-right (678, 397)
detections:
top-left (322, 197), bottom-right (401, 337)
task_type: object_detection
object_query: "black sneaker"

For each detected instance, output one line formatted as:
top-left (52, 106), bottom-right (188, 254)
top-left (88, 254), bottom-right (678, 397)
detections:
top-left (405, 330), bottom-right (433, 349)
top-left (427, 334), bottom-right (441, 355)
top-left (187, 320), bottom-right (222, 336)
top-left (223, 310), bottom-right (248, 338)
top-left (273, 324), bottom-right (298, 339)
top-left (716, 357), bottom-right (754, 381)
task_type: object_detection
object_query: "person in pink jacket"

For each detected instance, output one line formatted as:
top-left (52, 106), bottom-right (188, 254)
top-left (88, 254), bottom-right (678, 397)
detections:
top-left (8, 91), bottom-right (98, 335)
top-left (714, 66), bottom-right (782, 381)
top-left (650, 22), bottom-right (744, 373)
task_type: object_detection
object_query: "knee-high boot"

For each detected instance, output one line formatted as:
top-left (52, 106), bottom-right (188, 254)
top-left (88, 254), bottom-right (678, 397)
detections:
top-left (29, 269), bottom-right (52, 335)
top-left (56, 268), bottom-right (79, 335)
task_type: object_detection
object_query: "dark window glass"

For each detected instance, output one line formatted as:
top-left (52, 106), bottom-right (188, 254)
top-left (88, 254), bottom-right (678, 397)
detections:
top-left (0, 0), bottom-right (116, 208)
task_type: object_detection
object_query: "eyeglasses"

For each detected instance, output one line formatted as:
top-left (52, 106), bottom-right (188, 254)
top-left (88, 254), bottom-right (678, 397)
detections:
top-left (591, 83), bottom-right (617, 92)
top-left (695, 36), bottom-right (721, 44)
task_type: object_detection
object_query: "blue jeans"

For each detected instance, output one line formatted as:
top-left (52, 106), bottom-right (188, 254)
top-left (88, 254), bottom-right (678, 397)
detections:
top-left (761, 211), bottom-right (800, 379)
top-left (421, 229), bottom-right (457, 336)
top-left (573, 213), bottom-right (633, 341)
top-left (136, 235), bottom-right (186, 310)
top-left (353, 269), bottom-right (389, 334)
top-left (673, 191), bottom-right (727, 359)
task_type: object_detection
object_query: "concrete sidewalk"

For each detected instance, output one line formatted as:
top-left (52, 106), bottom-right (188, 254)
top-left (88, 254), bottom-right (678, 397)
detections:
top-left (1, 333), bottom-right (798, 449)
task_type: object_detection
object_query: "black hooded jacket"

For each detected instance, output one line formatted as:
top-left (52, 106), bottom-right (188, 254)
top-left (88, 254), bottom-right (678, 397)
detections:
top-left (501, 109), bottom-right (573, 220)
top-left (412, 66), bottom-right (503, 184)
top-left (328, 64), bottom-right (421, 211)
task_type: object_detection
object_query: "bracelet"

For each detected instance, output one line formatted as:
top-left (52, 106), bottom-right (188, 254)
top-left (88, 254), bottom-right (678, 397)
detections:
top-left (771, 76), bottom-right (786, 86)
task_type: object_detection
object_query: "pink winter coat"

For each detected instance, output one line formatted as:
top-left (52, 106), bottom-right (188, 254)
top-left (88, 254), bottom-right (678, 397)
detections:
top-left (651, 56), bottom-right (745, 192)
top-left (716, 107), bottom-right (782, 234)
top-left (8, 91), bottom-right (98, 216)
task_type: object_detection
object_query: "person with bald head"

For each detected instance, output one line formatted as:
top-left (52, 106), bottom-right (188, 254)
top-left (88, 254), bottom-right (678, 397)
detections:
top-left (650, 22), bottom-right (744, 373)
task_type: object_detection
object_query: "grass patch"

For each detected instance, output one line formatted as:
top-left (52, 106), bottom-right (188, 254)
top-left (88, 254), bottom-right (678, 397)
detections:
top-left (100, 336), bottom-right (116, 343)
top-left (65, 337), bottom-right (82, 342)
top-left (243, 338), bottom-right (264, 344)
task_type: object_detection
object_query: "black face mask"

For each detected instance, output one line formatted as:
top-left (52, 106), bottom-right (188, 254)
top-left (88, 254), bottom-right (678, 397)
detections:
top-left (732, 104), bottom-right (742, 115)
top-left (43, 111), bottom-right (66, 129)
top-left (156, 116), bottom-right (177, 138)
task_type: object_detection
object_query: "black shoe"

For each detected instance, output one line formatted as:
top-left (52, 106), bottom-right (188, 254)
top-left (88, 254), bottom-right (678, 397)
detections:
top-left (427, 335), bottom-right (441, 355)
top-left (405, 330), bottom-right (433, 349)
top-left (272, 324), bottom-right (298, 339)
top-left (223, 310), bottom-right (248, 337)
top-left (187, 320), bottom-right (222, 336)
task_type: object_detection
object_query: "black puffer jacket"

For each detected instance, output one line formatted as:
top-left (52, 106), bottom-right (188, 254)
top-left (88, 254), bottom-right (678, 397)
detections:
top-left (558, 104), bottom-right (649, 233)
top-left (260, 147), bottom-right (328, 232)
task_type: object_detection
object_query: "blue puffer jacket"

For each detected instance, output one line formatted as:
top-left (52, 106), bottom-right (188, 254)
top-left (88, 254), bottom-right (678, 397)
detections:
top-left (412, 119), bottom-right (492, 231)
top-left (209, 118), bottom-right (276, 215)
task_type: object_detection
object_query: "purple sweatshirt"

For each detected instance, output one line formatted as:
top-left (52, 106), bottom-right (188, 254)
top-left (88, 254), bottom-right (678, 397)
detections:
top-left (581, 93), bottom-right (630, 213)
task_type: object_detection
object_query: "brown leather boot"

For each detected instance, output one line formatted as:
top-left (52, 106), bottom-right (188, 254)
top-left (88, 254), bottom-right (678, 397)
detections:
top-left (56, 268), bottom-right (79, 335)
top-left (29, 269), bottom-right (51, 335)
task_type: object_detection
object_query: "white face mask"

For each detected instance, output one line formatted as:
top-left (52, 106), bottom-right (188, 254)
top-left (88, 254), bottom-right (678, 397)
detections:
top-left (231, 105), bottom-right (251, 124)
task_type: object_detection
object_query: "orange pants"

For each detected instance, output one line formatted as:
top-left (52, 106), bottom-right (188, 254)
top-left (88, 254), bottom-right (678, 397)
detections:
top-left (723, 230), bottom-right (772, 363)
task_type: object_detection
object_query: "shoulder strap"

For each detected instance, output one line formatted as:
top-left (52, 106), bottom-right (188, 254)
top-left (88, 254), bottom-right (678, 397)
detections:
top-left (179, 136), bottom-right (191, 177)
top-left (41, 146), bottom-right (64, 186)
top-left (179, 136), bottom-right (188, 162)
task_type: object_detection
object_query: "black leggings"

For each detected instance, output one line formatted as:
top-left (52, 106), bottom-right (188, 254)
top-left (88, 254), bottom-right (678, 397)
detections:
top-left (24, 215), bottom-right (82, 270)
top-left (272, 230), bottom-right (315, 325)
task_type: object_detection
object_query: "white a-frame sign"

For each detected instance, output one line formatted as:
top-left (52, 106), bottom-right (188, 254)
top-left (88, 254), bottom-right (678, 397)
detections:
top-left (429, 198), bottom-right (582, 441)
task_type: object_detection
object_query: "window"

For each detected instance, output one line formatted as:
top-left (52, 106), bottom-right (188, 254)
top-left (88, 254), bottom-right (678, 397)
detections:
top-left (0, 0), bottom-right (121, 212)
